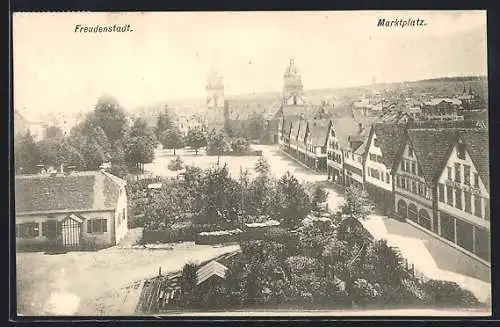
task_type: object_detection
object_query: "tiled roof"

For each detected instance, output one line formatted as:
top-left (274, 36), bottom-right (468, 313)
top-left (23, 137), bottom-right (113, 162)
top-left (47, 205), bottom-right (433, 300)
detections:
top-left (15, 170), bottom-right (125, 214)
top-left (289, 120), bottom-right (300, 143)
top-left (407, 128), bottom-right (489, 191)
top-left (372, 123), bottom-right (409, 169)
top-left (461, 129), bottom-right (490, 193)
top-left (332, 116), bottom-right (363, 149)
top-left (297, 120), bottom-right (308, 143)
top-left (407, 129), bottom-right (459, 184)
top-left (308, 119), bottom-right (330, 146)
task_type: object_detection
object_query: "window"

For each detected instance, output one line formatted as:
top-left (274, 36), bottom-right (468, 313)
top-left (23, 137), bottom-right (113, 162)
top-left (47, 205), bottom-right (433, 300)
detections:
top-left (408, 146), bottom-right (413, 157)
top-left (405, 161), bottom-right (409, 172)
top-left (373, 138), bottom-right (379, 147)
top-left (464, 165), bottom-right (471, 185)
top-left (447, 167), bottom-right (452, 180)
top-left (402, 177), bottom-right (406, 189)
top-left (457, 141), bottom-right (466, 160)
top-left (464, 191), bottom-right (471, 213)
top-left (418, 165), bottom-right (423, 176)
top-left (446, 185), bottom-right (453, 206)
top-left (455, 189), bottom-right (462, 210)
top-left (386, 173), bottom-right (390, 184)
top-left (331, 129), bottom-right (335, 137)
top-left (377, 155), bottom-right (383, 163)
top-left (454, 163), bottom-right (461, 183)
top-left (88, 219), bottom-right (108, 234)
top-left (396, 175), bottom-right (400, 187)
top-left (16, 222), bottom-right (39, 238)
top-left (401, 162), bottom-right (405, 172)
top-left (412, 181), bottom-right (417, 193)
top-left (439, 184), bottom-right (445, 202)
top-left (440, 213), bottom-right (455, 243)
top-left (474, 173), bottom-right (479, 188)
top-left (122, 209), bottom-right (126, 221)
top-left (370, 153), bottom-right (376, 161)
top-left (411, 162), bottom-right (416, 175)
top-left (474, 195), bottom-right (482, 218)
top-left (381, 172), bottom-right (385, 182)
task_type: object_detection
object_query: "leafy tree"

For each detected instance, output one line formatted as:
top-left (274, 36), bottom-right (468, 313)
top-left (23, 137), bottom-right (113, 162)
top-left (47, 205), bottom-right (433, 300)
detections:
top-left (185, 128), bottom-right (207, 155)
top-left (230, 137), bottom-right (249, 153)
top-left (143, 180), bottom-right (193, 229)
top-left (38, 137), bottom-right (85, 170)
top-left (246, 173), bottom-right (276, 217)
top-left (108, 142), bottom-right (128, 178)
top-left (311, 186), bottom-right (328, 214)
top-left (338, 184), bottom-right (373, 244)
top-left (198, 165), bottom-right (241, 227)
top-left (68, 125), bottom-right (112, 170)
top-left (423, 280), bottom-right (480, 307)
top-left (369, 239), bottom-right (408, 287)
top-left (91, 95), bottom-right (128, 143)
top-left (14, 130), bottom-right (41, 174)
top-left (155, 106), bottom-right (175, 139)
top-left (207, 130), bottom-right (230, 165)
top-left (275, 172), bottom-right (311, 230)
top-left (179, 262), bottom-right (200, 308)
top-left (168, 156), bottom-right (184, 171)
top-left (254, 156), bottom-right (270, 175)
top-left (124, 118), bottom-right (156, 171)
top-left (160, 128), bottom-right (184, 156)
top-left (43, 126), bottom-right (65, 140)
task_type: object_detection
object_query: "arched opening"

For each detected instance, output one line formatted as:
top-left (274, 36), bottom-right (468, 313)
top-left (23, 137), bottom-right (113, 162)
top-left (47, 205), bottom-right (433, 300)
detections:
top-left (418, 209), bottom-right (431, 230)
top-left (408, 203), bottom-right (417, 223)
top-left (397, 200), bottom-right (408, 219)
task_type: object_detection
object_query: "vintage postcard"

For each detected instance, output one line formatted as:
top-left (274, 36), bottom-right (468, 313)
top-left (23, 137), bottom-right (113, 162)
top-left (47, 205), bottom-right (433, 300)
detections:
top-left (13, 11), bottom-right (490, 317)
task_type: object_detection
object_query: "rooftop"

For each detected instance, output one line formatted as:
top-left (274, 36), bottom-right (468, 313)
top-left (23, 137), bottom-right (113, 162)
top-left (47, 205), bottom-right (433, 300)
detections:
top-left (15, 170), bottom-right (126, 214)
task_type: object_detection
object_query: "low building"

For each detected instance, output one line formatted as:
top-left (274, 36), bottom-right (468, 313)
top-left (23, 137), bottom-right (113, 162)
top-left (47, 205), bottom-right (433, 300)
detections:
top-left (15, 169), bottom-right (128, 251)
top-left (343, 134), bottom-right (369, 190)
top-left (421, 98), bottom-right (463, 121)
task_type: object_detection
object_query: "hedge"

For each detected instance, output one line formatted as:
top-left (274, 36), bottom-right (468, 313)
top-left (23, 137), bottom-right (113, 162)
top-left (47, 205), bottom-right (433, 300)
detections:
top-left (142, 226), bottom-right (196, 244)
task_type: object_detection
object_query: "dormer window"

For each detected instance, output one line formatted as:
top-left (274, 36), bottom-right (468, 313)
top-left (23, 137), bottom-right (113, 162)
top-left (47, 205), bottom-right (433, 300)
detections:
top-left (457, 140), bottom-right (466, 160)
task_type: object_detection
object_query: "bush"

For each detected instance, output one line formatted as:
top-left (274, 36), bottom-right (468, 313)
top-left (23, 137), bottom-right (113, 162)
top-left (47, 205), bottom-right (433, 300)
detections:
top-left (142, 224), bottom-right (196, 244)
top-left (422, 279), bottom-right (481, 307)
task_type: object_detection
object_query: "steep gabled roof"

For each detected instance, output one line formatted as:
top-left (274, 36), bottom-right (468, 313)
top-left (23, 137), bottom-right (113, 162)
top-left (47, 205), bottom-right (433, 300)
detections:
top-left (196, 261), bottom-right (228, 285)
top-left (461, 129), bottom-right (490, 193)
top-left (406, 128), bottom-right (489, 191)
top-left (372, 123), bottom-right (408, 169)
top-left (297, 120), bottom-right (308, 143)
top-left (308, 119), bottom-right (330, 146)
top-left (15, 170), bottom-right (125, 214)
top-left (407, 129), bottom-right (459, 184)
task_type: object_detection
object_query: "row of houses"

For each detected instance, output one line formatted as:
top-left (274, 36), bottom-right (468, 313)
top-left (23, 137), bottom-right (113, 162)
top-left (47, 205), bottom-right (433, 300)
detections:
top-left (278, 117), bottom-right (490, 265)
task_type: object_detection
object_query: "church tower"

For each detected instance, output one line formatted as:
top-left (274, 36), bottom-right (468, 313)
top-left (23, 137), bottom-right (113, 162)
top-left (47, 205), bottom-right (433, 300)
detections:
top-left (206, 67), bottom-right (225, 128)
top-left (282, 58), bottom-right (305, 106)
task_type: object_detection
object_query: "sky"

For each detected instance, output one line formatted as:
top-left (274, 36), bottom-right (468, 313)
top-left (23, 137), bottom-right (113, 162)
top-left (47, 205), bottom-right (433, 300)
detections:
top-left (13, 11), bottom-right (487, 120)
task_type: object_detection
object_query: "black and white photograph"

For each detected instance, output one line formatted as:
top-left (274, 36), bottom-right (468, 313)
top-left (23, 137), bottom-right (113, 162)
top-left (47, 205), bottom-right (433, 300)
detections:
top-left (13, 11), bottom-right (490, 316)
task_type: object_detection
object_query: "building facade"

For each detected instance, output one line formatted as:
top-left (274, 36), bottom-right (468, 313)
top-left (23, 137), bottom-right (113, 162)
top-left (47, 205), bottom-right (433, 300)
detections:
top-left (364, 123), bottom-right (407, 214)
top-left (15, 170), bottom-right (128, 251)
top-left (436, 129), bottom-right (490, 263)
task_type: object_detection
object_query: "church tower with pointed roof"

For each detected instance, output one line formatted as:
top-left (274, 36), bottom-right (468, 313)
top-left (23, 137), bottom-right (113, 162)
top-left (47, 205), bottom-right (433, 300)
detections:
top-left (282, 58), bottom-right (305, 106)
top-left (206, 67), bottom-right (225, 129)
